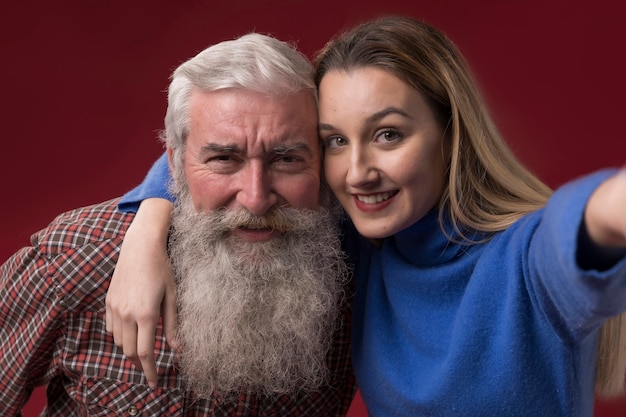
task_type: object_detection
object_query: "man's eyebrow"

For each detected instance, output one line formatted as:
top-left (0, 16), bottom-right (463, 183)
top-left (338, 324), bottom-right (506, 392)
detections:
top-left (199, 142), bottom-right (313, 156)
top-left (201, 143), bottom-right (242, 154)
top-left (272, 142), bottom-right (313, 155)
top-left (319, 106), bottom-right (412, 131)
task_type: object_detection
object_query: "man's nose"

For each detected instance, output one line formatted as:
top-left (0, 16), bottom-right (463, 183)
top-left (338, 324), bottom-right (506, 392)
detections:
top-left (235, 161), bottom-right (277, 216)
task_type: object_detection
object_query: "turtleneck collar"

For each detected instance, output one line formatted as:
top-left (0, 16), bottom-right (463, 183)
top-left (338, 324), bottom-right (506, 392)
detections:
top-left (384, 209), bottom-right (477, 266)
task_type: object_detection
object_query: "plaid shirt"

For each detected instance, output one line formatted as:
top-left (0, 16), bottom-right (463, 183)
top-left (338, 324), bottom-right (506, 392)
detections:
top-left (0, 198), bottom-right (356, 416)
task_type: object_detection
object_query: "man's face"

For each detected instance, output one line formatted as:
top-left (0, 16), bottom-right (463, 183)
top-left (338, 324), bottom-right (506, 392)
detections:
top-left (173, 88), bottom-right (321, 242)
top-left (166, 87), bottom-right (347, 398)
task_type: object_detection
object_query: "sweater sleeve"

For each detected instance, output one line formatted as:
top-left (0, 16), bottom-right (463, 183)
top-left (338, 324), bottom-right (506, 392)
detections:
top-left (530, 168), bottom-right (626, 341)
top-left (118, 153), bottom-right (174, 213)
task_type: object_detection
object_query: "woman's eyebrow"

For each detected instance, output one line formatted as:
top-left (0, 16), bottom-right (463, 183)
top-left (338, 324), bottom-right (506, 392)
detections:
top-left (366, 107), bottom-right (412, 122)
top-left (319, 106), bottom-right (412, 132)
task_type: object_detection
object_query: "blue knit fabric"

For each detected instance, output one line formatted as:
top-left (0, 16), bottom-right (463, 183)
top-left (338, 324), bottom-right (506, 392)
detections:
top-left (119, 160), bottom-right (626, 416)
top-left (119, 153), bottom-right (173, 213)
top-left (350, 169), bottom-right (626, 416)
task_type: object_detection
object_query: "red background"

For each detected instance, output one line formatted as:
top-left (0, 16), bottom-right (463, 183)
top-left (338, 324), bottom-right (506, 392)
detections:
top-left (1, 0), bottom-right (625, 415)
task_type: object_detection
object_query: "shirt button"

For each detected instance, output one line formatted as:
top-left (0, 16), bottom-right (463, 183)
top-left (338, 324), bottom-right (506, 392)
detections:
top-left (128, 405), bottom-right (139, 416)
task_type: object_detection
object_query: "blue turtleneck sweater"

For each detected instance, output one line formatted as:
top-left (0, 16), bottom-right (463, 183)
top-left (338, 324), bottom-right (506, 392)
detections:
top-left (346, 169), bottom-right (626, 416)
top-left (120, 155), bottom-right (626, 416)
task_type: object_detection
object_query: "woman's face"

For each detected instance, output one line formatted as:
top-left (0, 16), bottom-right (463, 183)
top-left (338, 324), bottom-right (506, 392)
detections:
top-left (318, 67), bottom-right (449, 239)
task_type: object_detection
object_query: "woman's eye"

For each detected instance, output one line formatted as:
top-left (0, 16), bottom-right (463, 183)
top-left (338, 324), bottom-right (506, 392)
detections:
top-left (324, 136), bottom-right (347, 149)
top-left (376, 129), bottom-right (402, 143)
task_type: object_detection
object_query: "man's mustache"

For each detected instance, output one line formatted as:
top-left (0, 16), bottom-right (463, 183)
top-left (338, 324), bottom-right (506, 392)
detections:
top-left (212, 207), bottom-right (322, 234)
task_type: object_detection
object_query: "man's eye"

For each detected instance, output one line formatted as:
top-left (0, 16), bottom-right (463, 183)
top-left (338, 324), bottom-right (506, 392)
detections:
top-left (277, 156), bottom-right (300, 163)
top-left (209, 155), bottom-right (235, 162)
top-left (204, 155), bottom-right (239, 169)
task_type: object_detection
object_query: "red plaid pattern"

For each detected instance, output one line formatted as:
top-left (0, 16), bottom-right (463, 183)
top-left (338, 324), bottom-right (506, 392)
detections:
top-left (0, 198), bottom-right (356, 416)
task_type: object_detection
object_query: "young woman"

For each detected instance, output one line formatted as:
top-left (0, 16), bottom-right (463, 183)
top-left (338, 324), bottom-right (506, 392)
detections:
top-left (106, 16), bottom-right (626, 416)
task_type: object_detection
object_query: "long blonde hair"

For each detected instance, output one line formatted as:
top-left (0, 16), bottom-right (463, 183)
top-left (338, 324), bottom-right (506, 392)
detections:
top-left (314, 15), bottom-right (626, 397)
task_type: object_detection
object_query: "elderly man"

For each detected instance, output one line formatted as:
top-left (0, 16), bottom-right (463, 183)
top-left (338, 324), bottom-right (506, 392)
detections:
top-left (0, 33), bottom-right (355, 416)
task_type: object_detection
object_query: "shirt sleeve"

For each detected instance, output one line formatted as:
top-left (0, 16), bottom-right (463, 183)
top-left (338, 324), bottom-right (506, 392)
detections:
top-left (0, 244), bottom-right (64, 415)
top-left (118, 152), bottom-right (174, 213)
top-left (530, 168), bottom-right (626, 341)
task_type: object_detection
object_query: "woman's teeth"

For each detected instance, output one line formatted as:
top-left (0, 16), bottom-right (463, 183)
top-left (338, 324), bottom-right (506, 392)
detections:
top-left (356, 191), bottom-right (394, 204)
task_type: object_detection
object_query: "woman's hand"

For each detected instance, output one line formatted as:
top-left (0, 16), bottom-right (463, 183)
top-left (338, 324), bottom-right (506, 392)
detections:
top-left (585, 168), bottom-right (626, 248)
top-left (105, 198), bottom-right (177, 389)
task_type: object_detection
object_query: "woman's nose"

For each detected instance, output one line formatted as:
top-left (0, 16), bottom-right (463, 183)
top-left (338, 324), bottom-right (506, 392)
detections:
top-left (346, 147), bottom-right (379, 187)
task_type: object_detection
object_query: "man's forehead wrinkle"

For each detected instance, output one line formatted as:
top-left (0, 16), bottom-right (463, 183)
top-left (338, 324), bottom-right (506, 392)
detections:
top-left (188, 90), bottom-right (319, 159)
top-left (196, 112), bottom-right (309, 144)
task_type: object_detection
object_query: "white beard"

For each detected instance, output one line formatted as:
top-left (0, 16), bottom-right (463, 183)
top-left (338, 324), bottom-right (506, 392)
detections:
top-left (169, 189), bottom-right (349, 399)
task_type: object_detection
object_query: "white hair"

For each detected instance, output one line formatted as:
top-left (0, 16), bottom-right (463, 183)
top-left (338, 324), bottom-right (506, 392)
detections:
top-left (162, 33), bottom-right (316, 171)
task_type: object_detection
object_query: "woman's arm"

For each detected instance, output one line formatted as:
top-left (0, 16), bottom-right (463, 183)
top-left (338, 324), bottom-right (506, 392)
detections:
top-left (119, 152), bottom-right (173, 213)
top-left (528, 168), bottom-right (626, 341)
top-left (105, 153), bottom-right (177, 389)
top-left (106, 198), bottom-right (175, 389)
